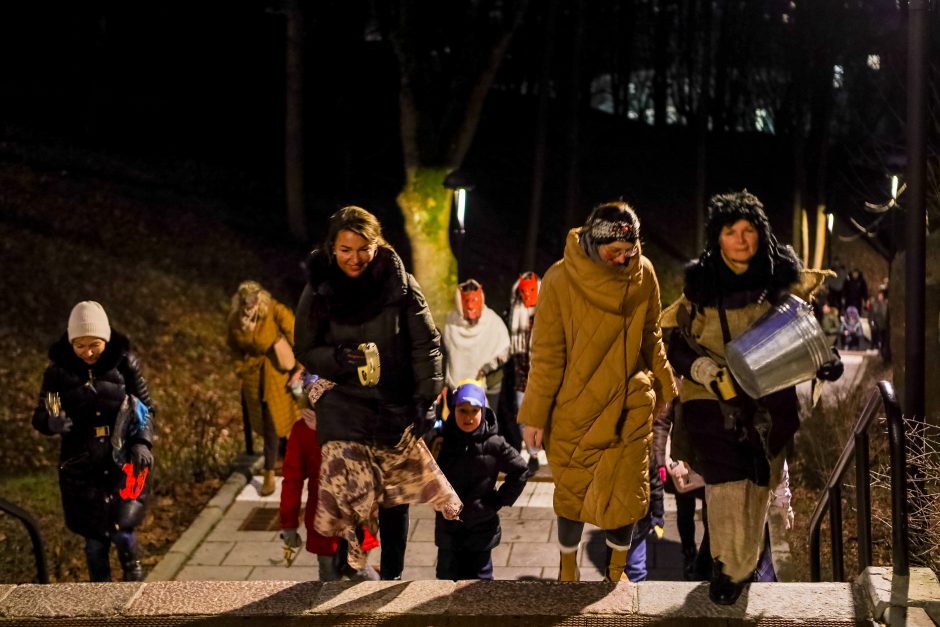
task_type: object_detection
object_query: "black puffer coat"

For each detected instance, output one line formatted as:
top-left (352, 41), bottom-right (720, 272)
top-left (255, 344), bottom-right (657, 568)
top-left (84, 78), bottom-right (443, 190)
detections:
top-left (295, 246), bottom-right (443, 445)
top-left (32, 331), bottom-right (154, 538)
top-left (434, 406), bottom-right (528, 552)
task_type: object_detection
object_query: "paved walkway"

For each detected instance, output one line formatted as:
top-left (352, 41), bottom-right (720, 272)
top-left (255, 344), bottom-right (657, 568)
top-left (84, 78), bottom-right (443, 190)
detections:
top-left (171, 469), bottom-right (705, 583)
top-left (148, 351), bottom-right (886, 584)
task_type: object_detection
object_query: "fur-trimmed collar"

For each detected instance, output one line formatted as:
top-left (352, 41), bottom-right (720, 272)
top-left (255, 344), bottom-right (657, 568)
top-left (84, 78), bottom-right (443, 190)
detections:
top-left (49, 330), bottom-right (131, 373)
top-left (683, 247), bottom-right (801, 307)
top-left (304, 245), bottom-right (411, 325)
top-left (304, 245), bottom-right (409, 304)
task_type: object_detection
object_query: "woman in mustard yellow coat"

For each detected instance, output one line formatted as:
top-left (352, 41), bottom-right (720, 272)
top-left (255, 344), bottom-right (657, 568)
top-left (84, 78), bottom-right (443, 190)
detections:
top-left (228, 281), bottom-right (301, 495)
top-left (518, 202), bottom-right (676, 582)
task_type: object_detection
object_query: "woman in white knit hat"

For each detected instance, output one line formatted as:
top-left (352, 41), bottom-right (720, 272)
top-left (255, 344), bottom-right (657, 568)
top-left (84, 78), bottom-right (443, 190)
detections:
top-left (32, 301), bottom-right (155, 581)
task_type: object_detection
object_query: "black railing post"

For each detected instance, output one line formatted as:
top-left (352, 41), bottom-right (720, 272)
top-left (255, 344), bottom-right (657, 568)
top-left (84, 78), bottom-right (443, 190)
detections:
top-left (808, 382), bottom-right (906, 582)
top-left (0, 497), bottom-right (48, 584)
top-left (883, 382), bottom-right (910, 576)
top-left (829, 484), bottom-right (844, 581)
top-left (855, 430), bottom-right (872, 570)
top-left (809, 515), bottom-right (822, 582)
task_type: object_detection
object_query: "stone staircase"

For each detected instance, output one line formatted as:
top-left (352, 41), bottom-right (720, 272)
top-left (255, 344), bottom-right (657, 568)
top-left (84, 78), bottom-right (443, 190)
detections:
top-left (2, 568), bottom-right (938, 626)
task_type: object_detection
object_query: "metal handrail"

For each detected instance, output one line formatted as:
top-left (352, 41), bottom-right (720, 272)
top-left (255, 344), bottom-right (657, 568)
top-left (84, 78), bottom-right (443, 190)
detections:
top-left (809, 380), bottom-right (908, 581)
top-left (0, 496), bottom-right (49, 583)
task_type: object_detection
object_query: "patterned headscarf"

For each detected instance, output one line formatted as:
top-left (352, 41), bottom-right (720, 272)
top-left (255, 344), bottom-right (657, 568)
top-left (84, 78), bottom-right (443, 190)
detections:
top-left (579, 202), bottom-right (641, 265)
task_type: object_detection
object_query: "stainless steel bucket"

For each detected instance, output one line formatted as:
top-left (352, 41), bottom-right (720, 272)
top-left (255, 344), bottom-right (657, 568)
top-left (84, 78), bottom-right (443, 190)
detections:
top-left (725, 294), bottom-right (830, 399)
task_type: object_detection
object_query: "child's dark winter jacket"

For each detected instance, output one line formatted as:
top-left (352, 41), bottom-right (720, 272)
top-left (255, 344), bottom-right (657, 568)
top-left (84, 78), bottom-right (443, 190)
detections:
top-left (434, 406), bottom-right (528, 552)
top-left (32, 331), bottom-right (154, 538)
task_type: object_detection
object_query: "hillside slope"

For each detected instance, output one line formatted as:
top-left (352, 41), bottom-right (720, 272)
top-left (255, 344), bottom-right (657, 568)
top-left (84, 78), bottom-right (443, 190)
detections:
top-left (0, 161), bottom-right (305, 582)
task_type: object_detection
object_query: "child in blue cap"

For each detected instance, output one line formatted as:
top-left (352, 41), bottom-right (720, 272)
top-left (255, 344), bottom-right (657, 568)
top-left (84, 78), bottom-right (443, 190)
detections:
top-left (434, 379), bottom-right (529, 579)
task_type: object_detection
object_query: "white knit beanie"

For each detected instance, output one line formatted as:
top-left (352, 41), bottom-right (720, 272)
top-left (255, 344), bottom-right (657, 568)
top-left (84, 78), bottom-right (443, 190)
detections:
top-left (67, 301), bottom-right (111, 342)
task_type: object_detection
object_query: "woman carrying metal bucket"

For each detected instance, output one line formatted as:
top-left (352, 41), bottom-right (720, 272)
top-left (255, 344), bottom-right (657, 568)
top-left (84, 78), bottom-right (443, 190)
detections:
top-left (661, 190), bottom-right (843, 604)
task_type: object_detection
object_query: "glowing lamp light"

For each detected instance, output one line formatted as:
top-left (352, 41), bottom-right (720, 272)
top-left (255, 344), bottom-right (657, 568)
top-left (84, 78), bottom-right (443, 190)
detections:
top-left (827, 213), bottom-right (834, 233)
top-left (443, 170), bottom-right (475, 233)
top-left (455, 188), bottom-right (467, 230)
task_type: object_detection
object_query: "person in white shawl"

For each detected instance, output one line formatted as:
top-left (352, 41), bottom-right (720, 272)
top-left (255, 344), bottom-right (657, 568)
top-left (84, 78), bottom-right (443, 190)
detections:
top-left (508, 272), bottom-right (543, 471)
top-left (443, 279), bottom-right (510, 409)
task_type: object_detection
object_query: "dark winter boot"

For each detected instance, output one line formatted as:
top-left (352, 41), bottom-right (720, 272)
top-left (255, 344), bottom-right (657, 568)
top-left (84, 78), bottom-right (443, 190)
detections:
top-left (84, 537), bottom-right (112, 582)
top-left (708, 560), bottom-right (747, 605)
top-left (681, 546), bottom-right (698, 581)
top-left (317, 555), bottom-right (341, 582)
top-left (118, 547), bottom-right (144, 582)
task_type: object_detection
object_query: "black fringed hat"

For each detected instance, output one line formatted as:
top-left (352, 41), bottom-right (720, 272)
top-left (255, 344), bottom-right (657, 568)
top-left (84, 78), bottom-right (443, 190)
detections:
top-left (704, 190), bottom-right (772, 253)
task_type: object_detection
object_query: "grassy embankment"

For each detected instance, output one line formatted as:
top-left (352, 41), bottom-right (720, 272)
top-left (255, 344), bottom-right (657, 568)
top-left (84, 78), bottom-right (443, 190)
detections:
top-left (0, 161), bottom-right (303, 582)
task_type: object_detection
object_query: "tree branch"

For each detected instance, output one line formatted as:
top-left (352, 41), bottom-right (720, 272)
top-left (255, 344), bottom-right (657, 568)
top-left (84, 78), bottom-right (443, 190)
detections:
top-left (446, 0), bottom-right (531, 168)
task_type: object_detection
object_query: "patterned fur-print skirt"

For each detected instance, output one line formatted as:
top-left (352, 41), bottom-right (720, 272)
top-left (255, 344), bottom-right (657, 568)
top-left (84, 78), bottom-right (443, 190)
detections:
top-left (314, 427), bottom-right (463, 570)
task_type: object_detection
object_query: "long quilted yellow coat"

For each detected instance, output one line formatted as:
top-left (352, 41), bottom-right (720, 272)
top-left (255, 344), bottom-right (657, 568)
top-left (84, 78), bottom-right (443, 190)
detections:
top-left (227, 300), bottom-right (300, 438)
top-left (517, 229), bottom-right (677, 529)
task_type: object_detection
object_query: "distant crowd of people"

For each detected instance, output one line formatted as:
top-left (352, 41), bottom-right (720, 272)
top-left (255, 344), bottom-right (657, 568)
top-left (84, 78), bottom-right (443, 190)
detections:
top-left (816, 260), bottom-right (890, 360)
top-left (34, 192), bottom-right (850, 607)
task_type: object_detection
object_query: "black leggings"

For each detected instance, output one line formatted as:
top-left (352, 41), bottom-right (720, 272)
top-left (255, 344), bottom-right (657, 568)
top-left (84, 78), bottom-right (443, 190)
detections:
top-left (378, 504), bottom-right (409, 580)
top-left (675, 488), bottom-right (705, 552)
top-left (261, 403), bottom-right (278, 471)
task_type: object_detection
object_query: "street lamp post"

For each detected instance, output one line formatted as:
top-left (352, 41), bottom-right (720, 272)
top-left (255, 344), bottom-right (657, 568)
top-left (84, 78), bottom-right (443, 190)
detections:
top-left (444, 171), bottom-right (474, 281)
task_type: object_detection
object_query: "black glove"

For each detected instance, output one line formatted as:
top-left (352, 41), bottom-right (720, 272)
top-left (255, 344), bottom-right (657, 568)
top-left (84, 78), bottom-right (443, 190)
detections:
top-left (817, 349), bottom-right (844, 382)
top-left (130, 444), bottom-right (154, 473)
top-left (47, 412), bottom-right (73, 434)
top-left (412, 400), bottom-right (438, 437)
top-left (334, 345), bottom-right (367, 371)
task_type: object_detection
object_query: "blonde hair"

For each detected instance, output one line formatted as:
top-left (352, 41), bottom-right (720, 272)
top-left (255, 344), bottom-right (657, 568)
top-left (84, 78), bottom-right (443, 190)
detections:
top-left (229, 280), bottom-right (271, 322)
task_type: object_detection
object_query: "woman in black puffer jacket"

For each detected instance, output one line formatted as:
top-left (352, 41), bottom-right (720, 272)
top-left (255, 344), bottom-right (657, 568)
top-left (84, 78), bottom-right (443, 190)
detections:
top-left (295, 206), bottom-right (443, 580)
top-left (32, 301), bottom-right (154, 582)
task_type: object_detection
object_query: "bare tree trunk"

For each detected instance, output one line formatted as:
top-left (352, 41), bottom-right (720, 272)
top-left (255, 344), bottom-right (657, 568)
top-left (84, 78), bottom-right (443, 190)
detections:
top-left (523, 0), bottom-right (560, 272)
top-left (614, 0), bottom-right (637, 118)
top-left (812, 204), bottom-right (827, 269)
top-left (397, 164), bottom-right (457, 327)
top-left (804, 53), bottom-right (833, 268)
top-left (389, 1), bottom-right (531, 324)
top-left (692, 0), bottom-right (711, 255)
top-left (653, 0), bottom-right (670, 128)
top-left (285, 0), bottom-right (307, 242)
top-left (800, 210), bottom-right (809, 267)
top-left (710, 0), bottom-right (732, 132)
top-left (791, 133), bottom-right (806, 254)
top-left (563, 0), bottom-right (585, 231)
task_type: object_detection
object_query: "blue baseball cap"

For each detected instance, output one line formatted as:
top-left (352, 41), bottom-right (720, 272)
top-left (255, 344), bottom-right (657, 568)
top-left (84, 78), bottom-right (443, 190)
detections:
top-left (452, 380), bottom-right (486, 409)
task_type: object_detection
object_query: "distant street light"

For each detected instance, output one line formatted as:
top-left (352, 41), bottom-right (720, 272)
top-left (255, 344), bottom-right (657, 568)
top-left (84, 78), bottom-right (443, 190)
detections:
top-left (443, 171), bottom-right (475, 280)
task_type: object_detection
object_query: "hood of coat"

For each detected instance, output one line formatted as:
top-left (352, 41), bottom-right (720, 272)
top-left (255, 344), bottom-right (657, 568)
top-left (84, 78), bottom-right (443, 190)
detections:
top-left (562, 228), bottom-right (643, 315)
top-left (49, 330), bottom-right (131, 373)
top-left (442, 403), bottom-right (497, 442)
